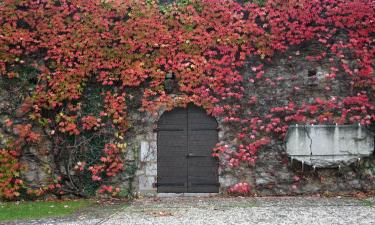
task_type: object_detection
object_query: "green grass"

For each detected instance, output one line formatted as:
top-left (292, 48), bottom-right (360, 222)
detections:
top-left (360, 199), bottom-right (375, 207)
top-left (0, 199), bottom-right (93, 222)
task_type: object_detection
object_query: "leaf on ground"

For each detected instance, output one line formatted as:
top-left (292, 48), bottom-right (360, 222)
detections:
top-left (151, 211), bottom-right (173, 217)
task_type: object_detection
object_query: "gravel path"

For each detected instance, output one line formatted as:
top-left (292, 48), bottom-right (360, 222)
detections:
top-left (3, 196), bottom-right (375, 225)
top-left (100, 196), bottom-right (375, 225)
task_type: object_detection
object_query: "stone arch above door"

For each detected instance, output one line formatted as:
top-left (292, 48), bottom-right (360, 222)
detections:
top-left (157, 104), bottom-right (219, 193)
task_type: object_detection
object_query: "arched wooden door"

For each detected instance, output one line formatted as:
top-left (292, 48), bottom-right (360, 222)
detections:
top-left (157, 105), bottom-right (219, 193)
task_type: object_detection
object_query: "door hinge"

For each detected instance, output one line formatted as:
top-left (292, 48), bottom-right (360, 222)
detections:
top-left (190, 182), bottom-right (220, 187)
top-left (154, 182), bottom-right (186, 187)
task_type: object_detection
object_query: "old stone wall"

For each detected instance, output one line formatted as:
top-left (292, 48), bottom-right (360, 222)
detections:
top-left (130, 112), bottom-right (375, 196)
top-left (131, 120), bottom-right (375, 196)
top-left (1, 44), bottom-right (374, 197)
top-left (0, 75), bottom-right (55, 191)
top-left (128, 44), bottom-right (375, 196)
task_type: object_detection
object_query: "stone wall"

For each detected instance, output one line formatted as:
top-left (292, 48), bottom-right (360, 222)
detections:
top-left (1, 43), bottom-right (374, 197)
top-left (132, 120), bottom-right (375, 196)
top-left (131, 110), bottom-right (375, 195)
top-left (0, 76), bottom-right (55, 190)
top-left (128, 44), bottom-right (375, 196)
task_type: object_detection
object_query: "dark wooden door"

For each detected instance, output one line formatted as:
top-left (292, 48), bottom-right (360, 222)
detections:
top-left (157, 105), bottom-right (219, 193)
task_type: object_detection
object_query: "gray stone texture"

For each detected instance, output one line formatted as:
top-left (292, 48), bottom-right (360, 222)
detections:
top-left (286, 125), bottom-right (374, 167)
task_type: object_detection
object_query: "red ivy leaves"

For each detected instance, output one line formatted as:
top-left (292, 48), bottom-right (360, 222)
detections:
top-left (0, 149), bottom-right (23, 199)
top-left (0, 0), bottom-right (374, 196)
top-left (88, 143), bottom-right (124, 182)
top-left (228, 182), bottom-right (251, 195)
top-left (81, 116), bottom-right (102, 131)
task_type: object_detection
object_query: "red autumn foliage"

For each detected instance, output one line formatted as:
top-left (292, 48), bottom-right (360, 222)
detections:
top-left (0, 149), bottom-right (23, 199)
top-left (228, 182), bottom-right (251, 195)
top-left (0, 0), bottom-right (373, 197)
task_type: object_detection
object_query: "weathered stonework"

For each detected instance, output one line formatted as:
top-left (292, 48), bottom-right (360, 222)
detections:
top-left (136, 134), bottom-right (158, 194)
top-left (130, 103), bottom-right (231, 195)
top-left (131, 107), bottom-right (375, 196)
top-left (286, 125), bottom-right (374, 167)
top-left (1, 44), bottom-right (374, 197)
top-left (127, 45), bottom-right (375, 196)
top-left (0, 76), bottom-right (55, 190)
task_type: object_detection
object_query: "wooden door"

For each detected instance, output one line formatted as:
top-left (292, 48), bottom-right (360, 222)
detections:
top-left (157, 105), bottom-right (219, 193)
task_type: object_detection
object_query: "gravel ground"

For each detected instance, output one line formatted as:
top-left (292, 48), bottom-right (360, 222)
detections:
top-left (2, 196), bottom-right (375, 225)
top-left (100, 196), bottom-right (375, 225)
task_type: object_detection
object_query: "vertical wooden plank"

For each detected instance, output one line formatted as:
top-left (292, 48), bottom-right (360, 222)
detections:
top-left (157, 108), bottom-right (188, 193)
top-left (187, 104), bottom-right (219, 193)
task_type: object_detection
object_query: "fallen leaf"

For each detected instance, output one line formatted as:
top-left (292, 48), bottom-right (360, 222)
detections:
top-left (151, 211), bottom-right (173, 217)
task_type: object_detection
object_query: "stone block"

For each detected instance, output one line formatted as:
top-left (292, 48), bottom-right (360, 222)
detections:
top-left (286, 125), bottom-right (374, 167)
top-left (140, 140), bottom-right (157, 162)
top-left (138, 175), bottom-right (156, 191)
top-left (145, 163), bottom-right (157, 176)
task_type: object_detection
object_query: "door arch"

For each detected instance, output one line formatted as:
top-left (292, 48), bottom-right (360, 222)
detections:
top-left (157, 104), bottom-right (219, 193)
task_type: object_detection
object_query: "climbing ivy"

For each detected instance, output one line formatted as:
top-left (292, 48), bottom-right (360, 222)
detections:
top-left (0, 0), bottom-right (373, 199)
